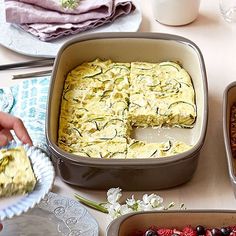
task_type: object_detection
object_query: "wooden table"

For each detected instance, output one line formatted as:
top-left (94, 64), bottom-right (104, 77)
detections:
top-left (1, 0), bottom-right (236, 235)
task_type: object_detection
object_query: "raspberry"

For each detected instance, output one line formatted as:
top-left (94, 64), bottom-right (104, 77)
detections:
top-left (182, 226), bottom-right (197, 236)
top-left (173, 229), bottom-right (184, 236)
top-left (205, 229), bottom-right (212, 236)
top-left (149, 226), bottom-right (158, 232)
top-left (230, 226), bottom-right (236, 233)
top-left (157, 228), bottom-right (174, 236)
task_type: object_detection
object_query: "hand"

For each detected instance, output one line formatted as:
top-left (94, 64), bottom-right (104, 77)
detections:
top-left (0, 112), bottom-right (32, 146)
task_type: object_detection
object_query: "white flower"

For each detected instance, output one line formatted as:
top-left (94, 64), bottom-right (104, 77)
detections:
top-left (106, 202), bottom-right (122, 219)
top-left (107, 187), bottom-right (122, 204)
top-left (141, 193), bottom-right (164, 211)
top-left (126, 195), bottom-right (136, 206)
top-left (106, 190), bottom-right (165, 217)
top-left (119, 204), bottom-right (134, 215)
top-left (126, 195), bottom-right (142, 211)
top-left (74, 187), bottom-right (177, 220)
top-left (126, 195), bottom-right (137, 208)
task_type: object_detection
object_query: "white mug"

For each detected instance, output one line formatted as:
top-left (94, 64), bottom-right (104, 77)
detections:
top-left (151, 0), bottom-right (201, 26)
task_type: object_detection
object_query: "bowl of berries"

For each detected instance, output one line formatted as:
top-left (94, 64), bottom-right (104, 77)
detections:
top-left (106, 210), bottom-right (236, 236)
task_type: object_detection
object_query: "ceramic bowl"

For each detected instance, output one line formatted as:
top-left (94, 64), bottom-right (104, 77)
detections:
top-left (223, 81), bottom-right (236, 197)
top-left (151, 0), bottom-right (201, 26)
top-left (106, 210), bottom-right (236, 236)
top-left (46, 32), bottom-right (208, 190)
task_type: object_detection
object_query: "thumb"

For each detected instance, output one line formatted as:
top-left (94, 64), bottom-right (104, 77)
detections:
top-left (0, 134), bottom-right (8, 147)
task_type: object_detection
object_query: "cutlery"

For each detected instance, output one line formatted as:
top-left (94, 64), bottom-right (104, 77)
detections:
top-left (0, 58), bottom-right (54, 70)
top-left (12, 69), bottom-right (52, 80)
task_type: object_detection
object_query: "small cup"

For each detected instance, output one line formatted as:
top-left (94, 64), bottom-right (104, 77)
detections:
top-left (151, 0), bottom-right (201, 26)
top-left (219, 0), bottom-right (236, 23)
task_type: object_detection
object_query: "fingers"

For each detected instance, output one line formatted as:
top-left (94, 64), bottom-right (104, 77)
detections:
top-left (0, 112), bottom-right (33, 146)
top-left (0, 134), bottom-right (8, 146)
top-left (0, 129), bottom-right (14, 141)
top-left (12, 117), bottom-right (33, 146)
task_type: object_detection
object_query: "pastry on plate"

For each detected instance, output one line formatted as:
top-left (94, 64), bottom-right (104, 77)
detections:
top-left (0, 146), bottom-right (36, 197)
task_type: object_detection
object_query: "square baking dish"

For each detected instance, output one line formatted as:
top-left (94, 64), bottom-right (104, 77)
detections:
top-left (46, 32), bottom-right (208, 190)
top-left (106, 210), bottom-right (236, 236)
top-left (223, 81), bottom-right (236, 197)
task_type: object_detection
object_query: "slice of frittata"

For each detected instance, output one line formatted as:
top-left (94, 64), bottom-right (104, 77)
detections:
top-left (0, 146), bottom-right (36, 197)
top-left (129, 61), bottom-right (196, 127)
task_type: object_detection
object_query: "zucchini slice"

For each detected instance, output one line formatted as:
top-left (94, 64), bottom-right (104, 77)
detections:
top-left (130, 102), bottom-right (142, 108)
top-left (73, 127), bottom-right (82, 137)
top-left (82, 66), bottom-right (102, 78)
top-left (161, 140), bottom-right (172, 152)
top-left (99, 129), bottom-right (118, 141)
top-left (109, 151), bottom-right (127, 159)
top-left (0, 154), bottom-right (13, 173)
top-left (149, 149), bottom-right (158, 158)
top-left (179, 81), bottom-right (191, 87)
top-left (79, 151), bottom-right (92, 158)
top-left (100, 90), bottom-right (113, 100)
top-left (175, 124), bottom-right (194, 129)
top-left (128, 140), bottom-right (143, 149)
top-left (104, 65), bottom-right (130, 74)
top-left (102, 118), bottom-right (124, 129)
top-left (114, 77), bottom-right (125, 84)
top-left (167, 101), bottom-right (196, 111)
top-left (99, 152), bottom-right (104, 158)
top-left (159, 62), bottom-right (180, 71)
top-left (86, 117), bottom-right (105, 131)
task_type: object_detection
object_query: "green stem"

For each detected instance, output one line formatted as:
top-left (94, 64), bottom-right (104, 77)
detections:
top-left (74, 193), bottom-right (108, 213)
top-left (164, 201), bottom-right (175, 210)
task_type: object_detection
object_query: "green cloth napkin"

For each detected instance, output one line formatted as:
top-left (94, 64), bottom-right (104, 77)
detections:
top-left (0, 76), bottom-right (50, 151)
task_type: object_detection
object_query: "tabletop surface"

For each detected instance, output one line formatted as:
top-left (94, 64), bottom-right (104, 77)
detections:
top-left (1, 0), bottom-right (236, 235)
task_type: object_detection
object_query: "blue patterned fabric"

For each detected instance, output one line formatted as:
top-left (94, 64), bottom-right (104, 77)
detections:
top-left (0, 76), bottom-right (50, 151)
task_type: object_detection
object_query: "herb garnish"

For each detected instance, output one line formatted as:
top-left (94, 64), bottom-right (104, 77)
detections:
top-left (61, 0), bottom-right (79, 9)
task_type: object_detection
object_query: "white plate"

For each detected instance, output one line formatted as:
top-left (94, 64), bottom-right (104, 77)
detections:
top-left (0, 0), bottom-right (142, 58)
top-left (0, 143), bottom-right (55, 221)
top-left (1, 192), bottom-right (99, 236)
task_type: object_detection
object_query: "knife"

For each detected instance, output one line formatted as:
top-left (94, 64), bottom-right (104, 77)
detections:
top-left (12, 69), bottom-right (52, 79)
top-left (0, 58), bottom-right (54, 70)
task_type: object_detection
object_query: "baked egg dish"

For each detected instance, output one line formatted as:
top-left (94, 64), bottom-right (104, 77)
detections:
top-left (0, 146), bottom-right (36, 197)
top-left (58, 59), bottom-right (196, 159)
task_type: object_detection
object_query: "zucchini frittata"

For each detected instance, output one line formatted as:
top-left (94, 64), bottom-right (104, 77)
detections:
top-left (0, 146), bottom-right (36, 197)
top-left (58, 59), bottom-right (196, 159)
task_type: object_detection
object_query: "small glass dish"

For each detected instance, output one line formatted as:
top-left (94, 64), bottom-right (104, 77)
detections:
top-left (219, 0), bottom-right (236, 23)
